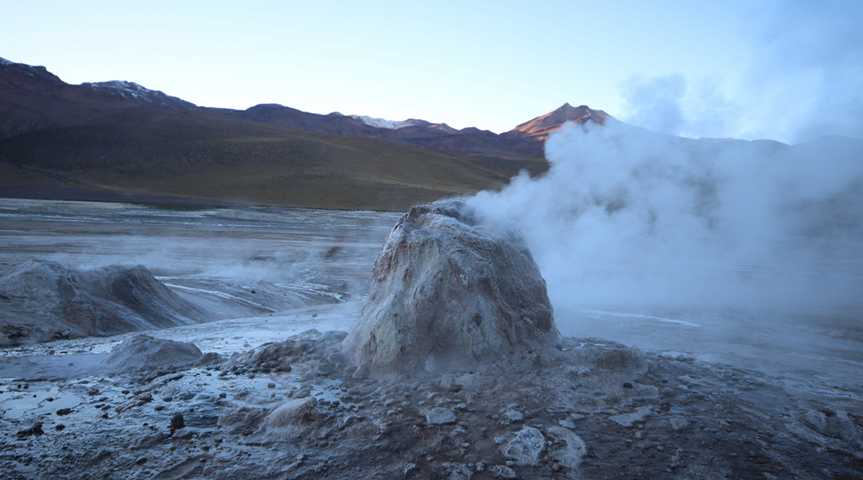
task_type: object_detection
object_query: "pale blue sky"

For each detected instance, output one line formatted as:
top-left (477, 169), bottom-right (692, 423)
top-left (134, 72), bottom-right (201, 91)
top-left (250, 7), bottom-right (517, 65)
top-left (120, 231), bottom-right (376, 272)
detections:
top-left (3, 1), bottom-right (860, 140)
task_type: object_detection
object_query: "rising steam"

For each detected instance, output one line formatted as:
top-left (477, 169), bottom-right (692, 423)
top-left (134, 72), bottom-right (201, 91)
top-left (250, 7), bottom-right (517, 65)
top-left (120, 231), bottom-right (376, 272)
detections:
top-left (467, 120), bottom-right (863, 322)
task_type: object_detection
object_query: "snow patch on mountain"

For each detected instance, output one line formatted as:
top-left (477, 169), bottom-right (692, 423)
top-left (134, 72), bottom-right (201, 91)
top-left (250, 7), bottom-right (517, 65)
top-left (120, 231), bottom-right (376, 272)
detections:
top-left (349, 115), bottom-right (457, 133)
top-left (82, 81), bottom-right (152, 98)
top-left (350, 115), bottom-right (426, 129)
top-left (81, 80), bottom-right (195, 108)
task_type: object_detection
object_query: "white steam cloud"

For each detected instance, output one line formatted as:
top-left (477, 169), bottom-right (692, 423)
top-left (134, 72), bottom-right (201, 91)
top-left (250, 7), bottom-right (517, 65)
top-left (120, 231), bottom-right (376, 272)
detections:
top-left (621, 75), bottom-right (687, 136)
top-left (467, 120), bottom-right (863, 324)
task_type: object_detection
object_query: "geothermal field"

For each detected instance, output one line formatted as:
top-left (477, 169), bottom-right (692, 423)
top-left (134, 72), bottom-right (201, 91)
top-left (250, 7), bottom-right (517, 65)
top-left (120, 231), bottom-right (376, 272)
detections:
top-left (4, 3), bottom-right (863, 479)
top-left (0, 196), bottom-right (861, 479)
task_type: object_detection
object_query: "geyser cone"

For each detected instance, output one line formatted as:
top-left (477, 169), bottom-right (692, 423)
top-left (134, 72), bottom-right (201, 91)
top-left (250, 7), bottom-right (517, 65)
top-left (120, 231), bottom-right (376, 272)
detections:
top-left (343, 200), bottom-right (558, 375)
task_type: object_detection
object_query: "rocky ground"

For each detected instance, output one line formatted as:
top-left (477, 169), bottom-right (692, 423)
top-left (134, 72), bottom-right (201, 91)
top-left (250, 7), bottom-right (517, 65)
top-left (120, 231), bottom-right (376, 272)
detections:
top-left (2, 199), bottom-right (862, 479)
top-left (1, 330), bottom-right (861, 480)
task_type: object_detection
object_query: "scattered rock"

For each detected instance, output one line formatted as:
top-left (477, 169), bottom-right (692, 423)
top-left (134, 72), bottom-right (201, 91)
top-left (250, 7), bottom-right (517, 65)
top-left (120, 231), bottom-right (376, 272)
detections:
top-left (260, 397), bottom-right (318, 438)
top-left (802, 410), bottom-right (828, 435)
top-left (658, 351), bottom-right (695, 361)
top-left (489, 465), bottom-right (517, 479)
top-left (626, 383), bottom-right (660, 400)
top-left (118, 392), bottom-right (153, 412)
top-left (172, 429), bottom-right (194, 440)
top-left (56, 408), bottom-right (73, 416)
top-left (501, 407), bottom-right (525, 424)
top-left (16, 421), bottom-right (44, 438)
top-left (444, 463), bottom-right (473, 480)
top-left (825, 410), bottom-right (862, 445)
top-left (547, 426), bottom-right (587, 469)
top-left (558, 419), bottom-right (577, 429)
top-left (440, 373), bottom-right (481, 392)
top-left (566, 366), bottom-right (592, 377)
top-left (501, 426), bottom-right (546, 466)
top-left (218, 406), bottom-right (269, 436)
top-left (669, 416), bottom-right (689, 431)
top-left (425, 407), bottom-right (457, 425)
top-left (170, 413), bottom-right (185, 435)
top-left (591, 346), bottom-right (643, 371)
top-left (195, 352), bottom-right (222, 367)
top-left (609, 406), bottom-right (653, 427)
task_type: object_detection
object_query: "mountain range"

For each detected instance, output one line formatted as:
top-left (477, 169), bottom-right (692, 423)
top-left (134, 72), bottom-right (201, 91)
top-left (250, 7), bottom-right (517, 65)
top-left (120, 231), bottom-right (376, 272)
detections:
top-left (0, 57), bottom-right (616, 210)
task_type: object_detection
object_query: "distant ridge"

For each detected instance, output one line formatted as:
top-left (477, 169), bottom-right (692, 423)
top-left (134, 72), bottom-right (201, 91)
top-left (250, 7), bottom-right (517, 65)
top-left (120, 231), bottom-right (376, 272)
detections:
top-left (0, 57), bottom-right (587, 210)
top-left (0, 56), bottom-right (627, 209)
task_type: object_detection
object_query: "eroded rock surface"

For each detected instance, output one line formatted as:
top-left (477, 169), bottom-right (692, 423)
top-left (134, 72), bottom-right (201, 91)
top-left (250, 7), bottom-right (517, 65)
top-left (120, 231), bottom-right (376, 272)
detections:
top-left (343, 200), bottom-right (558, 375)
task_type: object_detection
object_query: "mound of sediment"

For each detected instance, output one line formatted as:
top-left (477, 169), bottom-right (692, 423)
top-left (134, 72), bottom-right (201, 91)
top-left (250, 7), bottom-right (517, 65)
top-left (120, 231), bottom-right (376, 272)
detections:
top-left (0, 260), bottom-right (206, 346)
top-left (343, 200), bottom-right (558, 375)
top-left (106, 335), bottom-right (203, 372)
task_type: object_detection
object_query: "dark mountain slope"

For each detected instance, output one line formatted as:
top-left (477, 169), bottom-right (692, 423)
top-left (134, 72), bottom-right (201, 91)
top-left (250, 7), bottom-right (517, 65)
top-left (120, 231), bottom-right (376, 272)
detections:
top-left (0, 58), bottom-right (194, 141)
top-left (0, 104), bottom-right (535, 209)
top-left (0, 58), bottom-right (554, 209)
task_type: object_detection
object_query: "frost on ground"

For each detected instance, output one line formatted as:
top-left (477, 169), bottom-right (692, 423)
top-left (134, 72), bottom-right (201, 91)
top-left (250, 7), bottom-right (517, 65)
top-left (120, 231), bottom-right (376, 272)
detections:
top-left (1, 331), bottom-right (861, 479)
top-left (0, 200), bottom-right (861, 479)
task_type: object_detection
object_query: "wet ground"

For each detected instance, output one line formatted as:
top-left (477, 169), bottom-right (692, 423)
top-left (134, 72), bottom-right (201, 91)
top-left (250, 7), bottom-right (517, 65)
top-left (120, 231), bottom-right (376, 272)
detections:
top-left (0, 198), bottom-right (399, 317)
top-left (0, 198), bottom-right (861, 478)
top-left (2, 198), bottom-right (859, 390)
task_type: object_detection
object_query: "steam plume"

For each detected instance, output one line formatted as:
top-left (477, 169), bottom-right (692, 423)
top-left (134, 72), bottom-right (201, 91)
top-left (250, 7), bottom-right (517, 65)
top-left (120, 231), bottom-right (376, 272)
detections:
top-left (467, 120), bottom-right (863, 325)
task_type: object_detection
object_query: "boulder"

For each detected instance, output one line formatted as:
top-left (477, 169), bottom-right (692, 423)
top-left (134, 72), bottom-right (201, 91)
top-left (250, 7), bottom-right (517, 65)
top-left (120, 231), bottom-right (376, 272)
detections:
top-left (106, 335), bottom-right (203, 372)
top-left (343, 200), bottom-right (557, 375)
top-left (424, 407), bottom-right (457, 425)
top-left (501, 426), bottom-right (546, 466)
top-left (257, 397), bottom-right (319, 440)
top-left (264, 397), bottom-right (317, 428)
top-left (546, 426), bottom-right (587, 469)
top-left (608, 406), bottom-right (653, 428)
